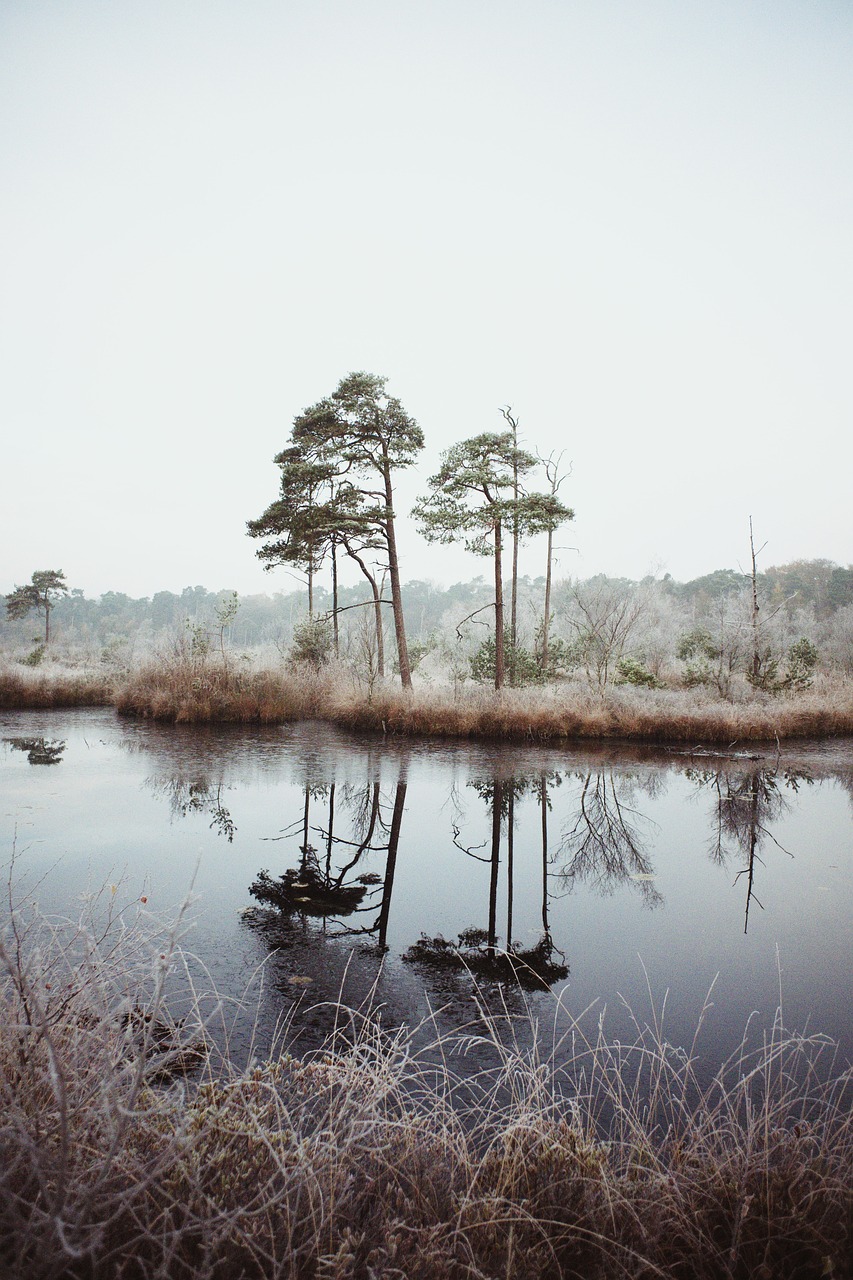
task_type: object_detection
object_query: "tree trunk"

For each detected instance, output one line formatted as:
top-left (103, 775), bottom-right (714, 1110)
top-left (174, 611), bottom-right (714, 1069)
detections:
top-left (541, 525), bottom-right (553, 672)
top-left (331, 542), bottom-right (339, 657)
top-left (494, 518), bottom-right (505, 690)
top-left (343, 542), bottom-right (385, 678)
top-left (750, 516), bottom-right (761, 683)
top-left (511, 451), bottom-right (519, 686)
top-left (382, 450), bottom-right (412, 689)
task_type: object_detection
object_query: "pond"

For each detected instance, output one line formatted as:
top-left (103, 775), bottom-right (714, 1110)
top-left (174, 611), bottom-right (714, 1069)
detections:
top-left (2, 708), bottom-right (852, 1079)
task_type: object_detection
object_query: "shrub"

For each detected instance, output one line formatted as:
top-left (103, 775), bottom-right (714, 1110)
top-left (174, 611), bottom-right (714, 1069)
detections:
top-left (470, 632), bottom-right (542, 685)
top-left (785, 637), bottom-right (819, 691)
top-left (614, 655), bottom-right (664, 689)
top-left (18, 643), bottom-right (46, 668)
top-left (289, 616), bottom-right (333, 669)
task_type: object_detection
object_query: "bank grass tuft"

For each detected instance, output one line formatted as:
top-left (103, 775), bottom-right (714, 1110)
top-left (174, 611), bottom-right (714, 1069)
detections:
top-left (2, 879), bottom-right (851, 1279)
top-left (114, 659), bottom-right (350, 724)
top-left (0, 662), bottom-right (114, 710)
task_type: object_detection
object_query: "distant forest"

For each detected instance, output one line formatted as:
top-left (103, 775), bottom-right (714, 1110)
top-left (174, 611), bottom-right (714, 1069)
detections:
top-left (2, 560), bottom-right (852, 681)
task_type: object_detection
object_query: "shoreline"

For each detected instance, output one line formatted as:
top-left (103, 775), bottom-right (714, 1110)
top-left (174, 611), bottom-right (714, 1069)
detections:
top-left (2, 662), bottom-right (853, 745)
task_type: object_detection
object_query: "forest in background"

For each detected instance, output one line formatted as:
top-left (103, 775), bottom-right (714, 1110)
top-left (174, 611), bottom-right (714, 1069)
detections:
top-left (2, 558), bottom-right (852, 694)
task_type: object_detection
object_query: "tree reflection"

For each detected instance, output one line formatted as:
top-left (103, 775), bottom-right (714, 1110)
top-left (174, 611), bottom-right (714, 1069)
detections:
top-left (558, 770), bottom-right (662, 906)
top-left (5, 737), bottom-right (66, 766)
top-left (687, 765), bottom-right (803, 932)
top-left (144, 774), bottom-right (236, 841)
top-left (405, 768), bottom-right (568, 991)
top-left (247, 757), bottom-right (410, 946)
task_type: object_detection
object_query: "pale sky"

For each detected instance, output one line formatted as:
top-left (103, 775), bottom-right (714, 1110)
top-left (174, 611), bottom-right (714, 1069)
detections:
top-left (1, 0), bottom-right (851, 600)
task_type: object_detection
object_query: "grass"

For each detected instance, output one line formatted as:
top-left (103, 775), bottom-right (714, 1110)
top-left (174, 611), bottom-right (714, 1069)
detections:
top-left (0, 662), bottom-right (114, 710)
top-left (3, 650), bottom-right (853, 742)
top-left (2, 878), bottom-right (851, 1279)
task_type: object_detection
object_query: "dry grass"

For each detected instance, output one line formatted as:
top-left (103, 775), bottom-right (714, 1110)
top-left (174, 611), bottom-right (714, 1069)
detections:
top-left (2, 877), bottom-right (851, 1280)
top-left (114, 659), bottom-right (347, 724)
top-left (0, 663), bottom-right (114, 709)
top-left (333, 675), bottom-right (853, 744)
top-left (3, 650), bottom-right (853, 742)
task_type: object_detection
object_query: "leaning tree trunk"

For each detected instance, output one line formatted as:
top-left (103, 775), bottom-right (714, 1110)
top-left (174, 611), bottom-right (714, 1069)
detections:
top-left (342, 541), bottom-right (385, 678)
top-left (381, 450), bottom-right (412, 689)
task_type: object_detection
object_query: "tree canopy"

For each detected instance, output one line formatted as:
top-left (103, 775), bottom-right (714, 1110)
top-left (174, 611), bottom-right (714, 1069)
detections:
top-left (249, 372), bottom-right (423, 686)
top-left (5, 570), bottom-right (68, 644)
top-left (413, 432), bottom-right (572, 689)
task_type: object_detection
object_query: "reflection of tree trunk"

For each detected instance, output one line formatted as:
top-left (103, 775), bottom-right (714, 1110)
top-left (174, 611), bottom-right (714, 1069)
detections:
top-left (506, 789), bottom-right (515, 949)
top-left (301, 787), bottom-right (310, 862)
top-left (326, 783), bottom-right (336, 878)
top-left (488, 780), bottom-right (503, 957)
top-left (377, 781), bottom-right (407, 950)
top-left (337, 780), bottom-right (381, 882)
top-left (743, 775), bottom-right (760, 934)
top-left (540, 774), bottom-right (550, 940)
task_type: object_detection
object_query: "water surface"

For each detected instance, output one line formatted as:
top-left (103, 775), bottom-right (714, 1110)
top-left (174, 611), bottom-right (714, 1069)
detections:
top-left (2, 708), bottom-right (851, 1075)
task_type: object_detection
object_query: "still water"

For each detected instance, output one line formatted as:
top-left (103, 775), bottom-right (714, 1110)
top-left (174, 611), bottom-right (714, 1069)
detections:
top-left (2, 708), bottom-right (852, 1075)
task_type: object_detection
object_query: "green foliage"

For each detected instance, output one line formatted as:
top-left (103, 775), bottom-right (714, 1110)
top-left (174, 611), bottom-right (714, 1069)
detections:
top-left (677, 628), bottom-right (721, 688)
top-left (413, 432), bottom-right (572, 556)
top-left (746, 650), bottom-right (781, 693)
top-left (5, 570), bottom-right (68, 644)
top-left (470, 633), bottom-right (541, 685)
top-left (784, 637), bottom-right (819, 691)
top-left (614, 656), bottom-right (664, 689)
top-left (18, 643), bottom-right (46, 668)
top-left (290, 616), bottom-right (333, 669)
top-left (392, 637), bottom-right (433, 676)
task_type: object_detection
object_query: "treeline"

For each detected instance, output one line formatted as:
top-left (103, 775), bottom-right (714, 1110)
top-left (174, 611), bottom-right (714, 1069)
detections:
top-left (2, 559), bottom-right (852, 681)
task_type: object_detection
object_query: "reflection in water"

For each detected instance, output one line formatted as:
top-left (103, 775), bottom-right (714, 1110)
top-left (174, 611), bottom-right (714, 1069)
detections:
top-left (406, 769), bottom-right (568, 992)
top-left (247, 766), bottom-right (410, 949)
top-left (145, 774), bottom-right (236, 841)
top-left (558, 770), bottom-right (663, 907)
top-left (688, 765), bottom-right (803, 932)
top-left (5, 736), bottom-right (66, 765)
top-left (115, 724), bottom-right (850, 1065)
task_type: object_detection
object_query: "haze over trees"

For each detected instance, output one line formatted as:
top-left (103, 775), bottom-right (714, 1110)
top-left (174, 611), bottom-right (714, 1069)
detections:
top-left (4, 570), bottom-right (68, 645)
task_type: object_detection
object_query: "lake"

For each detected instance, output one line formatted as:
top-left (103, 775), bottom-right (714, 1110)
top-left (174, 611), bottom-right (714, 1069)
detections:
top-left (2, 708), bottom-right (851, 1078)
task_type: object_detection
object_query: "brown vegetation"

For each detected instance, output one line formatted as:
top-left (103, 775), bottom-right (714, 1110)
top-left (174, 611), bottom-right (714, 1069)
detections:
top-left (5, 655), bottom-right (853, 742)
top-left (335, 677), bottom-right (853, 743)
top-left (0, 665), bottom-right (114, 710)
top-left (2, 889), bottom-right (851, 1279)
top-left (114, 660), bottom-right (336, 724)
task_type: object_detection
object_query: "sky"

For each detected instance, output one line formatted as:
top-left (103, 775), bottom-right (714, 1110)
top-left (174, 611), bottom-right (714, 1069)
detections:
top-left (1, 0), bottom-right (851, 601)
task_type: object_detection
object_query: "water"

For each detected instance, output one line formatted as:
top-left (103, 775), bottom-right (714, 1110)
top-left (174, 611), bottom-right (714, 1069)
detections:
top-left (2, 707), bottom-right (852, 1076)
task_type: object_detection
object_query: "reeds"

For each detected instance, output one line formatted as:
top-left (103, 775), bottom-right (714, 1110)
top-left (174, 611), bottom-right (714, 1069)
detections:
top-left (0, 663), bottom-right (114, 709)
top-left (114, 659), bottom-right (346, 724)
top-left (332, 677), bottom-right (853, 744)
top-left (4, 650), bottom-right (853, 740)
top-left (2, 880), bottom-right (851, 1279)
